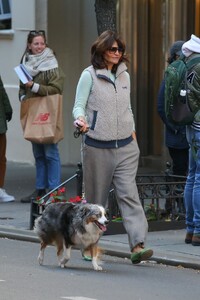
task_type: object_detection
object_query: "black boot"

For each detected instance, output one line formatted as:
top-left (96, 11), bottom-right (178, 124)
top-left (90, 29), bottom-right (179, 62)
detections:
top-left (37, 189), bottom-right (46, 197)
top-left (21, 189), bottom-right (46, 203)
top-left (21, 190), bottom-right (38, 203)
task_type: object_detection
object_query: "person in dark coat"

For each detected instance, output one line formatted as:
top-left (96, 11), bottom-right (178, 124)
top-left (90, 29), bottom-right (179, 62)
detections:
top-left (157, 41), bottom-right (189, 213)
top-left (0, 75), bottom-right (15, 202)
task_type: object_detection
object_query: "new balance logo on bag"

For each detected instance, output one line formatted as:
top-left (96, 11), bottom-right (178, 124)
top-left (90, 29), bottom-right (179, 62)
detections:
top-left (32, 113), bottom-right (50, 124)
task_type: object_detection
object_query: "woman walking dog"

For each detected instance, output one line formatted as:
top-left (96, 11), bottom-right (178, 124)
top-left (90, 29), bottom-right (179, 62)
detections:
top-left (73, 30), bottom-right (153, 264)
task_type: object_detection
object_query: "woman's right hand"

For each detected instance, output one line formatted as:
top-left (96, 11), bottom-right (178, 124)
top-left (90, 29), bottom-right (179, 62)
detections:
top-left (74, 117), bottom-right (89, 133)
top-left (25, 81), bottom-right (34, 88)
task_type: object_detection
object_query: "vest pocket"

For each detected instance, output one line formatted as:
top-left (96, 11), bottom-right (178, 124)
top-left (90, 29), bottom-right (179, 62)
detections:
top-left (90, 110), bottom-right (97, 130)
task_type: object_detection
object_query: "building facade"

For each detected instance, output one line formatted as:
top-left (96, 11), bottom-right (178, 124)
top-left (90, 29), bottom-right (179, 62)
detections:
top-left (0, 0), bottom-right (199, 170)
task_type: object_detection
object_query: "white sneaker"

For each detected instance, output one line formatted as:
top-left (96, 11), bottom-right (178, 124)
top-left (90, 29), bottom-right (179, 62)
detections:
top-left (0, 188), bottom-right (15, 202)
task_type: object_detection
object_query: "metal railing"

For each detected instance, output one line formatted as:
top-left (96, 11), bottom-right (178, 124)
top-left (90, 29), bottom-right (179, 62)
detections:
top-left (30, 163), bottom-right (186, 232)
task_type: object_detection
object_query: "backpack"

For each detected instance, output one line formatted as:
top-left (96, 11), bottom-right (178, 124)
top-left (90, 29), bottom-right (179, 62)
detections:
top-left (164, 55), bottom-right (200, 125)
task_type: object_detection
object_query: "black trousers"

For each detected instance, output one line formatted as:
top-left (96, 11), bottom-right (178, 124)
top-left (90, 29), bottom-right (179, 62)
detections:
top-left (0, 133), bottom-right (6, 188)
top-left (168, 147), bottom-right (189, 176)
top-left (165, 147), bottom-right (189, 213)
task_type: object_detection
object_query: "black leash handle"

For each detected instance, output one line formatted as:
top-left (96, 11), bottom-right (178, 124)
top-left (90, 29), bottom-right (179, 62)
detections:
top-left (73, 127), bottom-right (82, 138)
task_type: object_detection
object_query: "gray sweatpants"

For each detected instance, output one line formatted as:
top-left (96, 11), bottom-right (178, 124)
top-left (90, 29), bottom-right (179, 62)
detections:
top-left (82, 140), bottom-right (148, 251)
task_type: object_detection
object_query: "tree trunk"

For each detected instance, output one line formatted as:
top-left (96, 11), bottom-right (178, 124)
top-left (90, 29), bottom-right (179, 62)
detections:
top-left (95, 0), bottom-right (117, 35)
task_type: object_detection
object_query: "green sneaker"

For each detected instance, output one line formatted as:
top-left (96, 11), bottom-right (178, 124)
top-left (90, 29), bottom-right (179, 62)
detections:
top-left (83, 255), bottom-right (92, 261)
top-left (131, 248), bottom-right (153, 264)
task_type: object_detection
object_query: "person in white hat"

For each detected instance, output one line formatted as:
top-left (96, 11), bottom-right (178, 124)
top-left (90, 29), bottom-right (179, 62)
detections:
top-left (182, 34), bottom-right (200, 246)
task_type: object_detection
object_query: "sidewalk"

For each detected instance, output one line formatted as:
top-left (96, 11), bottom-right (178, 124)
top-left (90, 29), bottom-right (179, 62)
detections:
top-left (1, 162), bottom-right (200, 270)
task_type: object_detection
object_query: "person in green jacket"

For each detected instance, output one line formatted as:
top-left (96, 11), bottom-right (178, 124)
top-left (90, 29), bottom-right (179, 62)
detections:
top-left (0, 76), bottom-right (15, 202)
top-left (19, 30), bottom-right (65, 203)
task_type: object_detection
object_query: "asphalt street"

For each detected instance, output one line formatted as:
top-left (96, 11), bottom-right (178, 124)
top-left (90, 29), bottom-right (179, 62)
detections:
top-left (1, 238), bottom-right (200, 300)
top-left (0, 161), bottom-right (200, 271)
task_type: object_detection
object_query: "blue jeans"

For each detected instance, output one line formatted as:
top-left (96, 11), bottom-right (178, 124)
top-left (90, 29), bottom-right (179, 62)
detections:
top-left (184, 126), bottom-right (200, 234)
top-left (32, 143), bottom-right (61, 190)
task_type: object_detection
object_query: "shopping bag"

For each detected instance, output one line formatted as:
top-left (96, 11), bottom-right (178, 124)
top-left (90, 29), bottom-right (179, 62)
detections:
top-left (20, 94), bottom-right (64, 144)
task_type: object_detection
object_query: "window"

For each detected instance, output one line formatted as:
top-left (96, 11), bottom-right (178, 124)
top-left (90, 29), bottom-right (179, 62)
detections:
top-left (0, 0), bottom-right (11, 30)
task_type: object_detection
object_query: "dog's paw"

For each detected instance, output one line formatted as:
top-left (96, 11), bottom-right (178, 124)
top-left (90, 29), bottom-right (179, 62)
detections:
top-left (92, 257), bottom-right (103, 271)
top-left (59, 258), bottom-right (69, 268)
top-left (38, 255), bottom-right (44, 265)
top-left (59, 262), bottom-right (69, 268)
top-left (94, 265), bottom-right (103, 271)
top-left (60, 263), bottom-right (65, 268)
top-left (93, 263), bottom-right (103, 271)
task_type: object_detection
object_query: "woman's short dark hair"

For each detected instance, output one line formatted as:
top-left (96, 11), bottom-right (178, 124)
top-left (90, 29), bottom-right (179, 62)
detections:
top-left (91, 30), bottom-right (128, 72)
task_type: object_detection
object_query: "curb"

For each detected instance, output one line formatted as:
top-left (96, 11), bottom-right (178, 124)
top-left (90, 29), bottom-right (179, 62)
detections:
top-left (0, 227), bottom-right (39, 243)
top-left (1, 226), bottom-right (200, 270)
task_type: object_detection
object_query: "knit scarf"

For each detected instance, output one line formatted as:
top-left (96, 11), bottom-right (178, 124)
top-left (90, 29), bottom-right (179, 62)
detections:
top-left (22, 47), bottom-right (58, 77)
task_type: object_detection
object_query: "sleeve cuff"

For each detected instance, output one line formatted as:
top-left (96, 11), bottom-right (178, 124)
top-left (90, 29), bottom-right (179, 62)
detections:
top-left (31, 83), bottom-right (40, 93)
top-left (20, 95), bottom-right (26, 101)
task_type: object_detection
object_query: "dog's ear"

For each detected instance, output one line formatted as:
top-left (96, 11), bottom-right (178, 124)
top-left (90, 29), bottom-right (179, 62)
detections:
top-left (80, 205), bottom-right (91, 216)
top-left (80, 204), bottom-right (98, 224)
top-left (78, 205), bottom-right (93, 222)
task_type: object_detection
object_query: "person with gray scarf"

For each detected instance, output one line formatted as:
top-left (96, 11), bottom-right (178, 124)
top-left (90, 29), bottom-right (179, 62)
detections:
top-left (19, 30), bottom-right (65, 203)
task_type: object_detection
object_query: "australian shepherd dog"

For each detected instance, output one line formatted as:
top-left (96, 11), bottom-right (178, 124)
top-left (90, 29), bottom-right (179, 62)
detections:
top-left (34, 202), bottom-right (108, 271)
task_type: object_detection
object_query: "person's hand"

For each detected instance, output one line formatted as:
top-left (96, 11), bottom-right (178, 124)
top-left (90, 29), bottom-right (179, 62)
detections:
top-left (132, 131), bottom-right (137, 141)
top-left (25, 81), bottom-right (34, 89)
top-left (6, 112), bottom-right (12, 122)
top-left (74, 117), bottom-right (89, 133)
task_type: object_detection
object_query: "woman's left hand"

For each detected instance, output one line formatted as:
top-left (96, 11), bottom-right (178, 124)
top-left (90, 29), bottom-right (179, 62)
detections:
top-left (132, 131), bottom-right (137, 141)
